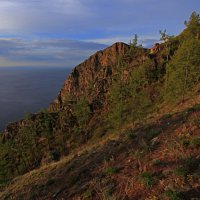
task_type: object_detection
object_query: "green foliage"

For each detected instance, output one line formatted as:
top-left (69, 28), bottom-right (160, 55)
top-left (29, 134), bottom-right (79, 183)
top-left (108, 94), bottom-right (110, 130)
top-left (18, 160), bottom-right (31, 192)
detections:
top-left (130, 34), bottom-right (138, 47)
top-left (165, 38), bottom-right (200, 102)
top-left (0, 111), bottom-right (60, 184)
top-left (73, 98), bottom-right (91, 128)
top-left (160, 29), bottom-right (174, 42)
top-left (107, 57), bottom-right (130, 129)
top-left (105, 167), bottom-right (119, 175)
top-left (173, 167), bottom-right (188, 177)
top-left (159, 29), bottom-right (176, 61)
top-left (139, 172), bottom-right (155, 187)
top-left (184, 11), bottom-right (200, 39)
top-left (165, 189), bottom-right (182, 200)
top-left (72, 97), bottom-right (91, 142)
top-left (127, 59), bottom-right (156, 121)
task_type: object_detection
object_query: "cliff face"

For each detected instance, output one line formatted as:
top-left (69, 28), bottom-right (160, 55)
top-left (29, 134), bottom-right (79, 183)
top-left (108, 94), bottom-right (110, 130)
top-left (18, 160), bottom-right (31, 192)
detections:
top-left (50, 42), bottom-right (129, 110)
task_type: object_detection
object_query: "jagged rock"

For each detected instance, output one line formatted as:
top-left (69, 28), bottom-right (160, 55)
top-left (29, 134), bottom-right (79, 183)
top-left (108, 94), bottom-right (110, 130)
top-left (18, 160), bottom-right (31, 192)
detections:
top-left (49, 42), bottom-right (130, 111)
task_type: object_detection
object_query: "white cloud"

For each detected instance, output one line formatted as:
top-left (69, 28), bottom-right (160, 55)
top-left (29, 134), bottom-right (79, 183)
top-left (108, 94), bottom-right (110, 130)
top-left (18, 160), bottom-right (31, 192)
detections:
top-left (85, 35), bottom-right (159, 47)
top-left (0, 0), bottom-right (89, 33)
top-left (0, 38), bottom-right (107, 67)
top-left (0, 0), bottom-right (198, 37)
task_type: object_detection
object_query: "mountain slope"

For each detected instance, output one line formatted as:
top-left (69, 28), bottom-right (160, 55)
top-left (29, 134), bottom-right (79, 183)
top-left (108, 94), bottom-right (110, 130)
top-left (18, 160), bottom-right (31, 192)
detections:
top-left (0, 99), bottom-right (199, 200)
top-left (0, 12), bottom-right (200, 200)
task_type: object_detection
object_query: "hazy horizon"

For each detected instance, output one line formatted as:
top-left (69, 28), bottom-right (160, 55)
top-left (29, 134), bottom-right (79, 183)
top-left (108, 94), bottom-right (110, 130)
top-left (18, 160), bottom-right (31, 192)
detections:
top-left (0, 67), bottom-right (71, 131)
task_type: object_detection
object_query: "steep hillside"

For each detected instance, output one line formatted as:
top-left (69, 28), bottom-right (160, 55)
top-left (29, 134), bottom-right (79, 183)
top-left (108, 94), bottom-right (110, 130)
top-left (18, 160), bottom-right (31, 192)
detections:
top-left (0, 99), bottom-right (200, 200)
top-left (0, 12), bottom-right (200, 200)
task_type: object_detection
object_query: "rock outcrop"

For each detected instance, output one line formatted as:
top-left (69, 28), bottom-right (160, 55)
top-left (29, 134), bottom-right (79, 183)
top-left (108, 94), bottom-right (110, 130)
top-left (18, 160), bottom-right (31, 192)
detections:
top-left (49, 42), bottom-right (147, 111)
top-left (50, 42), bottom-right (129, 111)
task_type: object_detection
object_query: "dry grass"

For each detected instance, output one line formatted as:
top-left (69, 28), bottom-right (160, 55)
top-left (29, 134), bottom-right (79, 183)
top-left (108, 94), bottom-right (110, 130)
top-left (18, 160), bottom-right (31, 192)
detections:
top-left (0, 97), bottom-right (200, 200)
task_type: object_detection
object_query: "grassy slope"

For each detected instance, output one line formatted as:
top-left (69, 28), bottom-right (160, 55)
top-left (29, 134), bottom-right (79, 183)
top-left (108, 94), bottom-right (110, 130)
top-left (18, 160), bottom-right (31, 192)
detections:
top-left (0, 95), bottom-right (199, 200)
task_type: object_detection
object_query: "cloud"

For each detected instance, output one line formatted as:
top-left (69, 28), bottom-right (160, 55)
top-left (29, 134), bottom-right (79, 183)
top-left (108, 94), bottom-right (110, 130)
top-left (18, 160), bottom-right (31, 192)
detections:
top-left (0, 0), bottom-right (199, 37)
top-left (0, 0), bottom-right (199, 67)
top-left (0, 38), bottom-right (107, 67)
top-left (85, 35), bottom-right (159, 47)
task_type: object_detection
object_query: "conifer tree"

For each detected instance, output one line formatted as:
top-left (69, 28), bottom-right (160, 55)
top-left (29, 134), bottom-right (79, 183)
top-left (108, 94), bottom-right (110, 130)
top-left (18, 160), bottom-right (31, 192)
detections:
top-left (184, 11), bottom-right (200, 39)
top-left (128, 59), bottom-right (153, 122)
top-left (165, 38), bottom-right (200, 102)
top-left (159, 29), bottom-right (174, 61)
top-left (72, 97), bottom-right (91, 141)
top-left (107, 56), bottom-right (130, 129)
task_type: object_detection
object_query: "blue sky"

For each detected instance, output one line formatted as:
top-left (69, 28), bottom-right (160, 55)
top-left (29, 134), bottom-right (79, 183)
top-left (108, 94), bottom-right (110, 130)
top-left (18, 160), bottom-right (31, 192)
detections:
top-left (0, 0), bottom-right (199, 67)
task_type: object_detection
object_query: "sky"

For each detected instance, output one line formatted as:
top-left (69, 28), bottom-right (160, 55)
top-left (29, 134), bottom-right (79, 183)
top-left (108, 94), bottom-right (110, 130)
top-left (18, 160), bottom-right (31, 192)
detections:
top-left (0, 0), bottom-right (199, 68)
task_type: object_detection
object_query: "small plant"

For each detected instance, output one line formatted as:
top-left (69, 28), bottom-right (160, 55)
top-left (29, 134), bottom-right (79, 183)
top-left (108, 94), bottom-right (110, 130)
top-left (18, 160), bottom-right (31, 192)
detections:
top-left (140, 172), bottom-right (155, 187)
top-left (105, 167), bottom-right (119, 175)
top-left (173, 167), bottom-right (187, 177)
top-left (165, 189), bottom-right (182, 200)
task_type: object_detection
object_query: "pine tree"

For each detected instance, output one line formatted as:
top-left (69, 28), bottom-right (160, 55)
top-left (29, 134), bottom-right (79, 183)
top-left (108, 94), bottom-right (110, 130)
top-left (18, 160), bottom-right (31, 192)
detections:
top-left (184, 11), bottom-right (200, 39)
top-left (72, 97), bottom-right (91, 141)
top-left (107, 56), bottom-right (130, 129)
top-left (159, 30), bottom-right (174, 61)
top-left (165, 38), bottom-right (200, 102)
top-left (128, 59), bottom-right (153, 122)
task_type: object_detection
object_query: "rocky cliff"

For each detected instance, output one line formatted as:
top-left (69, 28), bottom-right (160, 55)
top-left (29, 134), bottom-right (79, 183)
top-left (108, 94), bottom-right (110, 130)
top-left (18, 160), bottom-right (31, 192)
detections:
top-left (49, 42), bottom-right (147, 111)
